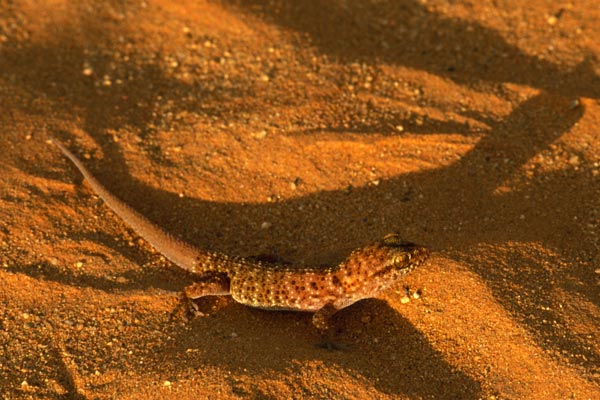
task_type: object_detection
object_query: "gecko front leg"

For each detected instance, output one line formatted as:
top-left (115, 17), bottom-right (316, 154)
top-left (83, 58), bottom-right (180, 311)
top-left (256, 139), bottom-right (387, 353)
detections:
top-left (312, 303), bottom-right (339, 333)
top-left (313, 303), bottom-right (351, 350)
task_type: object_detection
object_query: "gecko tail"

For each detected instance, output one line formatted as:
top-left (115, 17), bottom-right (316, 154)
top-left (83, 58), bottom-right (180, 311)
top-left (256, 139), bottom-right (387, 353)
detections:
top-left (50, 137), bottom-right (201, 271)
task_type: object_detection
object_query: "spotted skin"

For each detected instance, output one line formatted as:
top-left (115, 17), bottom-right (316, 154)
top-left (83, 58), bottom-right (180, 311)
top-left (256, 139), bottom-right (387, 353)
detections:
top-left (52, 139), bottom-right (430, 331)
top-left (186, 237), bottom-right (429, 330)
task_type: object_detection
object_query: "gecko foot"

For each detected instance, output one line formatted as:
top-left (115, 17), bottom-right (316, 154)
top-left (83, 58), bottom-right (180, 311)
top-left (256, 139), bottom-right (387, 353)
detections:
top-left (169, 291), bottom-right (203, 322)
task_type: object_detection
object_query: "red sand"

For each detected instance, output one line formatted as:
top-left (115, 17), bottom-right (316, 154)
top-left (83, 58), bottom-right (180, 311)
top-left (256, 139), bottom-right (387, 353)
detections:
top-left (1, 1), bottom-right (599, 398)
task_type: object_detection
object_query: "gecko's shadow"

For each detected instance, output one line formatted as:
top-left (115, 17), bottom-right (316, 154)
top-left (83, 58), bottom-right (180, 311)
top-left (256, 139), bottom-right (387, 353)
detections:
top-left (146, 299), bottom-right (481, 398)
top-left (221, 0), bottom-right (600, 100)
top-left (3, 0), bottom-right (598, 391)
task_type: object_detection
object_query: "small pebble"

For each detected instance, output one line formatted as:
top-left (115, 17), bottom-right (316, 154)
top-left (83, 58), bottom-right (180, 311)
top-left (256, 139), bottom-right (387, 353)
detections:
top-left (400, 296), bottom-right (410, 304)
top-left (252, 130), bottom-right (267, 139)
top-left (261, 221), bottom-right (272, 229)
top-left (569, 98), bottom-right (581, 110)
top-left (82, 67), bottom-right (93, 76)
top-left (102, 75), bottom-right (112, 86)
top-left (568, 155), bottom-right (580, 166)
top-left (290, 178), bottom-right (301, 190)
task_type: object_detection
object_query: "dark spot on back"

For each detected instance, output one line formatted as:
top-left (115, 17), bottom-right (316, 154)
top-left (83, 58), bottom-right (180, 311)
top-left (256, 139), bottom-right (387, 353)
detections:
top-left (310, 282), bottom-right (318, 290)
top-left (332, 275), bottom-right (342, 286)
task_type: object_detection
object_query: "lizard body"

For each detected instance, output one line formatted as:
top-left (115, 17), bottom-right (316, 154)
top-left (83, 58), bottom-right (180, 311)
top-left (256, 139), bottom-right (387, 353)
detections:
top-left (51, 139), bottom-right (429, 330)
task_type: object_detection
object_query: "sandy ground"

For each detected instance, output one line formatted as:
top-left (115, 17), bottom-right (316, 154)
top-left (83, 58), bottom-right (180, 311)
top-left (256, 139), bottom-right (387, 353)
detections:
top-left (1, 0), bottom-right (599, 398)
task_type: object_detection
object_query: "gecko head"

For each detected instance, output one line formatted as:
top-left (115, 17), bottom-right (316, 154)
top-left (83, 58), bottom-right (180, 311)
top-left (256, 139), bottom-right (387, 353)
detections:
top-left (375, 233), bottom-right (430, 276)
top-left (335, 233), bottom-right (430, 296)
top-left (340, 233), bottom-right (430, 283)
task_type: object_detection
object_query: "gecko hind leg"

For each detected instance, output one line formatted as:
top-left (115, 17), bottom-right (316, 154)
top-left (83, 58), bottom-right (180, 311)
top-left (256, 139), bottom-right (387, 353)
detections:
top-left (170, 275), bottom-right (231, 321)
top-left (184, 275), bottom-right (231, 299)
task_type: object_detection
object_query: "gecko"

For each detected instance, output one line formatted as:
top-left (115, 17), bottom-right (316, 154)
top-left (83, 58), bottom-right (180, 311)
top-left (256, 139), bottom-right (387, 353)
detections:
top-left (50, 138), bottom-right (430, 331)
